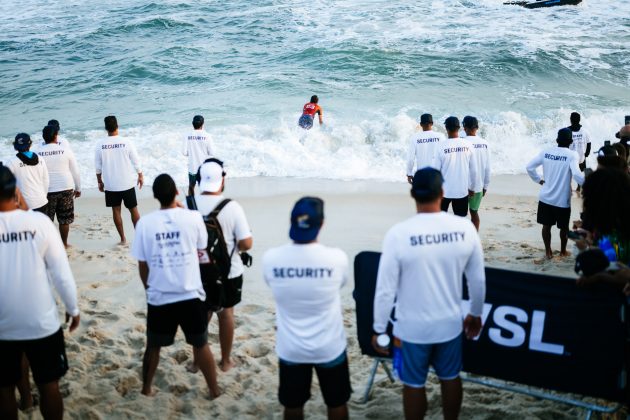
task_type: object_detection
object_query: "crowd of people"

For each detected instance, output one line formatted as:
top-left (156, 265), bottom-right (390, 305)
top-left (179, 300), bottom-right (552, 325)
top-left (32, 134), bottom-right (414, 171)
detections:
top-left (1, 107), bottom-right (630, 420)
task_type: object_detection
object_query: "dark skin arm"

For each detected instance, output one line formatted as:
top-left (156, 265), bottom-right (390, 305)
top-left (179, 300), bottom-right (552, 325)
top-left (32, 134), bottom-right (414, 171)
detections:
top-left (139, 261), bottom-right (149, 289)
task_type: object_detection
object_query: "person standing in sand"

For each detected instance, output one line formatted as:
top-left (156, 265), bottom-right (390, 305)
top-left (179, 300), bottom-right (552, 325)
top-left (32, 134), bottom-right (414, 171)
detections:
top-left (406, 113), bottom-right (445, 184)
top-left (463, 116), bottom-right (490, 231)
top-left (192, 158), bottom-right (253, 372)
top-left (431, 117), bottom-right (479, 217)
top-left (372, 167), bottom-right (485, 420)
top-left (298, 95), bottom-right (323, 130)
top-left (0, 165), bottom-right (81, 420)
top-left (526, 128), bottom-right (584, 259)
top-left (263, 197), bottom-right (351, 420)
top-left (6, 133), bottom-right (49, 213)
top-left (131, 173), bottom-right (220, 398)
top-left (568, 112), bottom-right (591, 195)
top-left (39, 124), bottom-right (81, 248)
top-left (94, 115), bottom-right (143, 245)
top-left (182, 115), bottom-right (214, 196)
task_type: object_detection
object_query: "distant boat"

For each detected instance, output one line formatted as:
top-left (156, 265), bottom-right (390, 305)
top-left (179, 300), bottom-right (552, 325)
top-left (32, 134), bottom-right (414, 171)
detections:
top-left (504, 0), bottom-right (582, 8)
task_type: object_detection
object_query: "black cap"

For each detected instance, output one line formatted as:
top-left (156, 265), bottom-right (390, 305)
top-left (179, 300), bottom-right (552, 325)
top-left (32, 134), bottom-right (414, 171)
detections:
top-left (419, 114), bottom-right (433, 125)
top-left (557, 128), bottom-right (573, 145)
top-left (444, 116), bottom-right (460, 131)
top-left (0, 165), bottom-right (17, 196)
top-left (192, 115), bottom-right (204, 126)
top-left (411, 167), bottom-right (443, 199)
top-left (597, 145), bottom-right (618, 157)
top-left (47, 119), bottom-right (60, 129)
top-left (13, 133), bottom-right (32, 151)
top-left (462, 116), bottom-right (479, 129)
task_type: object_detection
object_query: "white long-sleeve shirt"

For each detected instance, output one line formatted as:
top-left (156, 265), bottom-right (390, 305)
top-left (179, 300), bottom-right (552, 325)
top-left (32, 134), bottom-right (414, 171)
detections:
top-left (263, 243), bottom-right (348, 364)
top-left (569, 128), bottom-right (591, 164)
top-left (373, 212), bottom-right (485, 344)
top-left (406, 130), bottom-right (445, 176)
top-left (94, 135), bottom-right (142, 192)
top-left (467, 135), bottom-right (491, 192)
top-left (182, 129), bottom-right (214, 174)
top-left (526, 146), bottom-right (584, 208)
top-left (6, 154), bottom-right (49, 209)
top-left (432, 138), bottom-right (479, 198)
top-left (0, 210), bottom-right (79, 340)
top-left (38, 143), bottom-right (81, 193)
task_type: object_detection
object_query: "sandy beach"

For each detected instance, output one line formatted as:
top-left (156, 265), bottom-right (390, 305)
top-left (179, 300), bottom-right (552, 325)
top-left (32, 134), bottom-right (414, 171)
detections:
top-left (17, 175), bottom-right (603, 419)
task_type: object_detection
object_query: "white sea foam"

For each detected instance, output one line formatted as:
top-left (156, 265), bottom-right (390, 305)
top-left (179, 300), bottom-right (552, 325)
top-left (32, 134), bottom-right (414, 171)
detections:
top-left (1, 109), bottom-right (625, 189)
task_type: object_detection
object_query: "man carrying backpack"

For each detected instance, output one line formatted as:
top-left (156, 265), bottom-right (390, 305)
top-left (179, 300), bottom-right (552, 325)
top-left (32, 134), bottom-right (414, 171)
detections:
top-left (188, 158), bottom-right (253, 372)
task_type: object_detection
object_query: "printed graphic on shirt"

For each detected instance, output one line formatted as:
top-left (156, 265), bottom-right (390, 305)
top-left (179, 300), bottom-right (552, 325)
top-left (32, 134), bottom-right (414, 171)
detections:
top-left (409, 231), bottom-right (465, 246)
top-left (0, 231), bottom-right (36, 243)
top-left (272, 267), bottom-right (334, 278)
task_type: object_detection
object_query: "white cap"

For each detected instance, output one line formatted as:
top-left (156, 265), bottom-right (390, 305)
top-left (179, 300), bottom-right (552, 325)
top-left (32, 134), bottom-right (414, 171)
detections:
top-left (198, 161), bottom-right (224, 193)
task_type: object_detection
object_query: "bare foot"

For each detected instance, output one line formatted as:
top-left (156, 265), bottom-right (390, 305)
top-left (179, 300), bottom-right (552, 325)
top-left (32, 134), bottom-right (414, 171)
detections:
top-left (559, 250), bottom-right (571, 257)
top-left (118, 238), bottom-right (127, 246)
top-left (219, 359), bottom-right (235, 373)
top-left (545, 251), bottom-right (553, 260)
top-left (141, 388), bottom-right (157, 397)
top-left (64, 243), bottom-right (72, 249)
top-left (209, 387), bottom-right (221, 399)
top-left (186, 361), bottom-right (199, 373)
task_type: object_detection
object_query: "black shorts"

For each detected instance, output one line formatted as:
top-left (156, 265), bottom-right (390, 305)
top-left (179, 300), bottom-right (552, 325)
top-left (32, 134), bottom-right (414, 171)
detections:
top-left (537, 201), bottom-right (571, 230)
top-left (105, 188), bottom-right (137, 209)
top-left (47, 189), bottom-right (75, 224)
top-left (279, 351), bottom-right (352, 409)
top-left (33, 204), bottom-right (48, 214)
top-left (146, 298), bottom-right (208, 348)
top-left (441, 196), bottom-right (469, 217)
top-left (0, 328), bottom-right (68, 387)
top-left (579, 161), bottom-right (586, 172)
top-left (223, 275), bottom-right (243, 309)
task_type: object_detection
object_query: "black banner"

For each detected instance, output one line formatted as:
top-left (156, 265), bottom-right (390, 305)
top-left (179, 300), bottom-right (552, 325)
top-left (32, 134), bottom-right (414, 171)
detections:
top-left (353, 251), bottom-right (628, 402)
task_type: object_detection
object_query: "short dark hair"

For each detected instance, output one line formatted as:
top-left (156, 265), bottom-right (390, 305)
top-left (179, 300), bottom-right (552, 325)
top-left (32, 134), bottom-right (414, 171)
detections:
top-left (42, 125), bottom-right (59, 144)
top-left (0, 165), bottom-right (17, 200)
top-left (104, 115), bottom-right (118, 133)
top-left (47, 119), bottom-right (60, 129)
top-left (310, 95), bottom-right (318, 104)
top-left (153, 174), bottom-right (177, 207)
top-left (192, 115), bottom-right (204, 129)
top-left (570, 112), bottom-right (580, 124)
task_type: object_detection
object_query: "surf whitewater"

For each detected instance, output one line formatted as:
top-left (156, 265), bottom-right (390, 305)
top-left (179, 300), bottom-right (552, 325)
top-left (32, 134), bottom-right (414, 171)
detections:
top-left (0, 0), bottom-right (628, 186)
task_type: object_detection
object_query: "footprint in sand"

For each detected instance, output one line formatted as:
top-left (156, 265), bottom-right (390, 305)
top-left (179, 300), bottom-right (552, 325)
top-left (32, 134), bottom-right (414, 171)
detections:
top-left (83, 309), bottom-right (119, 321)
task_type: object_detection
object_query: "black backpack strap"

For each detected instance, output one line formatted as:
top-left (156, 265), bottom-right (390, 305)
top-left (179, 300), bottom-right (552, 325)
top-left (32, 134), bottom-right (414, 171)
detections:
top-left (186, 195), bottom-right (198, 211)
top-left (209, 199), bottom-right (231, 218)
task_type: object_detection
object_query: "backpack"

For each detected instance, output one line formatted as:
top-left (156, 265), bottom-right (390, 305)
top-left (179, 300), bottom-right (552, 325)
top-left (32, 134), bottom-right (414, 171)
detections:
top-left (187, 196), bottom-right (233, 310)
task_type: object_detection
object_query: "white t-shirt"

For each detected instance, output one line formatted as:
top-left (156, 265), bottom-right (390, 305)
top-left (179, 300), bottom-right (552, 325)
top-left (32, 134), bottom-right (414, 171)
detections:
top-left (41, 136), bottom-right (72, 152)
top-left (374, 212), bottom-right (485, 344)
top-left (526, 146), bottom-right (584, 208)
top-left (406, 130), bottom-right (445, 176)
top-left (94, 135), bottom-right (142, 192)
top-left (194, 195), bottom-right (252, 279)
top-left (131, 207), bottom-right (208, 306)
top-left (0, 209), bottom-right (79, 340)
top-left (6, 154), bottom-right (49, 209)
top-left (569, 128), bottom-right (591, 164)
top-left (38, 143), bottom-right (81, 193)
top-left (432, 138), bottom-right (479, 198)
top-left (182, 129), bottom-right (215, 174)
top-left (263, 242), bottom-right (348, 363)
top-left (467, 135), bottom-right (491, 192)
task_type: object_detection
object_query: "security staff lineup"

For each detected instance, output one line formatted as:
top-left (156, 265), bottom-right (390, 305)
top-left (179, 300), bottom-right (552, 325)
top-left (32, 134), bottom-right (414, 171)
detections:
top-left (0, 107), bottom-right (599, 420)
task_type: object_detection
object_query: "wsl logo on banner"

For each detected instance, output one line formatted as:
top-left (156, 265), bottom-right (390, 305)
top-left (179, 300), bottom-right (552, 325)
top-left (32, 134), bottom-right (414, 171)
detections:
top-left (461, 301), bottom-right (565, 356)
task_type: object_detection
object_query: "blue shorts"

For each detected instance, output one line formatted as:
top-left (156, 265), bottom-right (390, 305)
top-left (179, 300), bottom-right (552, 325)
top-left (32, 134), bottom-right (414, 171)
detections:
top-left (395, 334), bottom-right (462, 388)
top-left (298, 114), bottom-right (314, 130)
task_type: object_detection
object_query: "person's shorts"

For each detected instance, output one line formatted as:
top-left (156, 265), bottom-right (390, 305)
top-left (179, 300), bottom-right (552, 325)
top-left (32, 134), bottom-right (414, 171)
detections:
top-left (188, 173), bottom-right (197, 190)
top-left (146, 298), bottom-right (208, 348)
top-left (468, 192), bottom-right (483, 212)
top-left (32, 203), bottom-right (48, 214)
top-left (579, 161), bottom-right (586, 172)
top-left (0, 328), bottom-right (68, 387)
top-left (46, 189), bottom-right (75, 224)
top-left (223, 275), bottom-right (243, 309)
top-left (395, 334), bottom-right (462, 388)
top-left (441, 196), bottom-right (469, 217)
top-left (105, 188), bottom-right (137, 209)
top-left (537, 201), bottom-right (571, 230)
top-left (298, 114), bottom-right (314, 130)
top-left (278, 351), bottom-right (352, 408)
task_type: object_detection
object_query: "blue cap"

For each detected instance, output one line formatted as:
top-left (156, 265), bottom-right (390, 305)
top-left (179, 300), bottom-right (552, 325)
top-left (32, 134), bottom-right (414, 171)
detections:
top-left (13, 133), bottom-right (32, 152)
top-left (290, 197), bottom-right (324, 243)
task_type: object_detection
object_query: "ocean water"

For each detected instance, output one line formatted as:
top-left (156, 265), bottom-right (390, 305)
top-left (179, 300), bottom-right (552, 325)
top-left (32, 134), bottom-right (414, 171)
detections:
top-left (0, 0), bottom-right (629, 187)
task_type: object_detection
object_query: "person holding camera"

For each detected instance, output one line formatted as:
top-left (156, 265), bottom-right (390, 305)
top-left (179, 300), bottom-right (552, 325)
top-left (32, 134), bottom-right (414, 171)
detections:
top-left (191, 158), bottom-right (253, 372)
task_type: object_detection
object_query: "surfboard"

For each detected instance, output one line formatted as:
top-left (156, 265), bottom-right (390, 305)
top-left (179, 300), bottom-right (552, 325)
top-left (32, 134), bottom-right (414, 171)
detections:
top-left (504, 0), bottom-right (582, 8)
